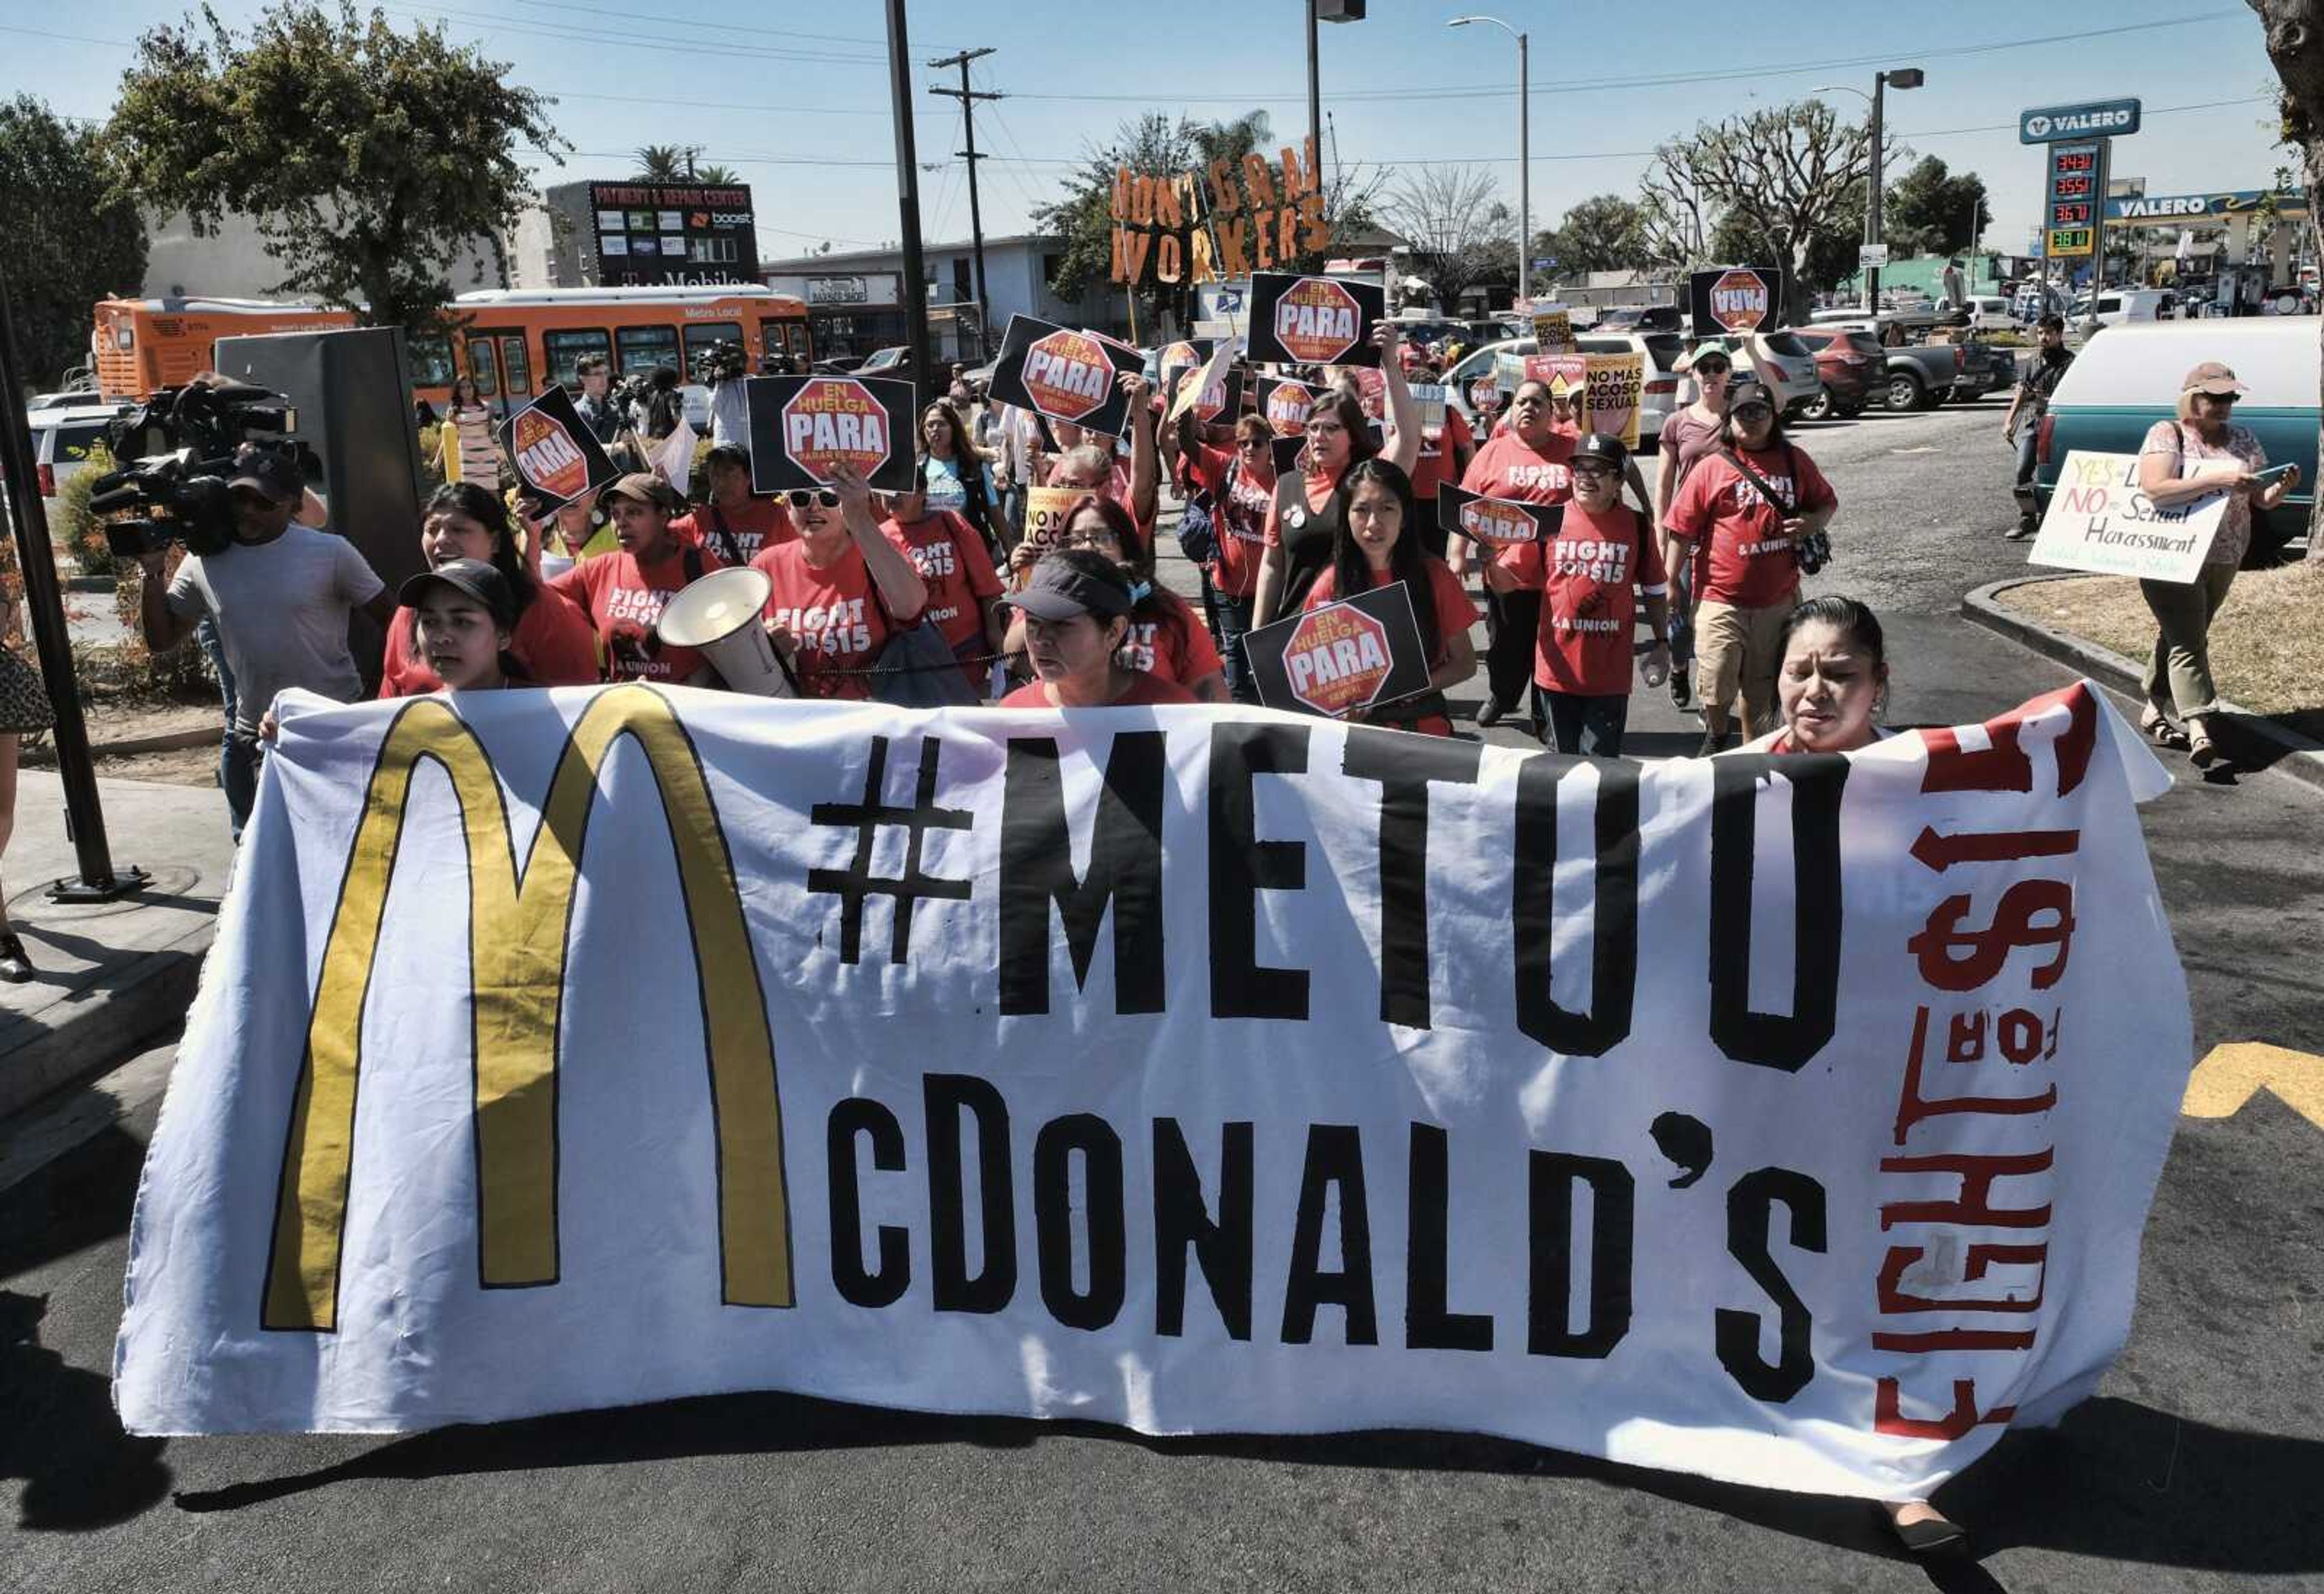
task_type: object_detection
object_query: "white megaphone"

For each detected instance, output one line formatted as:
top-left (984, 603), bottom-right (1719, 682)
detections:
top-left (654, 565), bottom-right (797, 697)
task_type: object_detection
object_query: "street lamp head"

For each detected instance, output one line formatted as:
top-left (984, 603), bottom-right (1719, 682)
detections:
top-left (1886, 67), bottom-right (1926, 89)
top-left (1446, 14), bottom-right (1515, 34)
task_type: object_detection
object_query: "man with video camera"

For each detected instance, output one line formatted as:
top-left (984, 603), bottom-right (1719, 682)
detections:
top-left (703, 340), bottom-right (752, 449)
top-left (135, 452), bottom-right (396, 837)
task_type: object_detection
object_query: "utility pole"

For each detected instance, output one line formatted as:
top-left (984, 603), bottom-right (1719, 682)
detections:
top-left (930, 47), bottom-right (1001, 364)
top-left (884, 0), bottom-right (931, 389)
top-left (1306, 0), bottom-right (1322, 196)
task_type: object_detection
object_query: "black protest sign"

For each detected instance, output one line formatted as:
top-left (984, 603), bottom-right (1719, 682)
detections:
top-left (1437, 482), bottom-right (1558, 547)
top-left (1689, 266), bottom-right (1783, 337)
top-left (1247, 271), bottom-right (1386, 368)
top-left (496, 384), bottom-right (621, 512)
top-left (989, 314), bottom-right (1141, 437)
top-left (1269, 434), bottom-right (1307, 478)
top-left (744, 375), bottom-right (918, 493)
top-left (1157, 337), bottom-right (1214, 396)
top-left (1244, 581), bottom-right (1433, 719)
top-left (1256, 375), bottom-right (1323, 436)
top-left (1165, 351), bottom-right (1245, 428)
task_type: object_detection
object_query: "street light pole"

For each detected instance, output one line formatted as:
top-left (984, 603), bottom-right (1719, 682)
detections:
top-left (1449, 15), bottom-right (1527, 308)
top-left (883, 0), bottom-right (932, 387)
top-left (1306, 1), bottom-right (1322, 196)
top-left (1817, 71), bottom-right (1920, 315)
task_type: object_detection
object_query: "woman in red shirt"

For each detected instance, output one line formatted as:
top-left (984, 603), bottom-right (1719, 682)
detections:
top-left (548, 473), bottom-right (723, 685)
top-left (880, 464), bottom-right (1006, 695)
top-left (671, 443), bottom-right (795, 565)
top-left (1003, 495), bottom-right (1226, 701)
top-left (1458, 378), bottom-right (1578, 733)
top-left (997, 551), bottom-right (1196, 710)
top-left (1252, 323), bottom-right (1423, 628)
top-left (381, 483), bottom-right (599, 696)
top-left (1174, 410), bottom-right (1276, 703)
top-left (1301, 458), bottom-right (1479, 737)
top-left (753, 460), bottom-right (930, 700)
top-left (1663, 381), bottom-right (1839, 754)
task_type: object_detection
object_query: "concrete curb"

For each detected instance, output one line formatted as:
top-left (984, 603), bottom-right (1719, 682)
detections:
top-left (0, 922), bottom-right (211, 1123)
top-left (1961, 574), bottom-right (2324, 795)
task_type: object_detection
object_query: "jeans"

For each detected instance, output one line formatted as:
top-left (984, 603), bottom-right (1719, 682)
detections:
top-left (197, 618), bottom-right (242, 828)
top-left (1212, 590), bottom-right (1259, 704)
top-left (222, 728), bottom-right (264, 841)
top-left (2012, 426), bottom-right (2041, 519)
top-left (2140, 564), bottom-right (2237, 720)
top-left (1542, 691), bottom-right (1632, 757)
top-left (1482, 585), bottom-right (1541, 716)
top-left (1000, 484), bottom-right (1027, 553)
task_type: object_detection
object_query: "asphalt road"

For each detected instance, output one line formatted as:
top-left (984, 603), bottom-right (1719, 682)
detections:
top-left (6, 396), bottom-right (2322, 1594)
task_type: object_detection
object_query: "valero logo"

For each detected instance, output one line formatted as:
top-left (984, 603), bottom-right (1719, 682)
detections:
top-left (1709, 269), bottom-right (1773, 333)
top-left (1457, 497), bottom-right (1537, 547)
top-left (1023, 329), bottom-right (1114, 422)
top-left (781, 378), bottom-right (891, 482)
top-left (513, 407), bottom-right (591, 502)
top-left (1284, 602), bottom-right (1394, 716)
top-left (1274, 277), bottom-right (1362, 363)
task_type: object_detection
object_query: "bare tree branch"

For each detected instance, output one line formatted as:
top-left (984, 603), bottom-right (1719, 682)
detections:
top-left (1381, 163), bottom-right (1507, 310)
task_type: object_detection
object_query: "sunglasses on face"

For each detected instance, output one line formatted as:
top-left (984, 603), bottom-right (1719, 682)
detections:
top-left (1695, 361), bottom-right (1732, 377)
top-left (784, 489), bottom-right (842, 509)
top-left (2198, 391), bottom-right (2238, 404)
top-left (1571, 461), bottom-right (1617, 478)
top-left (1733, 404), bottom-right (1774, 422)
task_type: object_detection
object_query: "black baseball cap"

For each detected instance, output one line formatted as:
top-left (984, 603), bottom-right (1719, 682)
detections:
top-left (228, 451), bottom-right (305, 504)
top-left (398, 558), bottom-right (517, 630)
top-left (1571, 432), bottom-right (1628, 470)
top-left (1727, 380), bottom-right (1776, 413)
top-left (998, 553), bottom-right (1135, 622)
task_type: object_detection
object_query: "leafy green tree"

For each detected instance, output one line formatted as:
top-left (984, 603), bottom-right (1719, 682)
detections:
top-left (693, 164), bottom-right (740, 186)
top-left (1541, 193), bottom-right (1650, 280)
top-left (1643, 100), bottom-right (1892, 283)
top-left (108, 2), bottom-right (565, 335)
top-left (1883, 156), bottom-right (1991, 259)
top-left (635, 145), bottom-right (686, 180)
top-left (0, 97), bottom-right (146, 384)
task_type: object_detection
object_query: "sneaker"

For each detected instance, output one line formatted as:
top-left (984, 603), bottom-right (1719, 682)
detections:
top-left (2006, 513), bottom-right (2038, 541)
top-left (1669, 665), bottom-right (1692, 710)
top-left (0, 931), bottom-right (30, 984)
top-left (1694, 729), bottom-right (1727, 759)
top-left (1475, 700), bottom-right (1506, 729)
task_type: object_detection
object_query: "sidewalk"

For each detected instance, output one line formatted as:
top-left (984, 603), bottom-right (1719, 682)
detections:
top-left (0, 769), bottom-right (234, 1121)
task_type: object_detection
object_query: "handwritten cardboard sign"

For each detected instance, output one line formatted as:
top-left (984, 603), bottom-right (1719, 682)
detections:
top-left (2030, 449), bottom-right (2233, 582)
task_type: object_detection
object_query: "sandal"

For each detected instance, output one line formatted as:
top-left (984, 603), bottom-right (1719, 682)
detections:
top-left (2189, 728), bottom-right (2223, 769)
top-left (0, 931), bottom-right (31, 984)
top-left (2141, 710), bottom-right (2191, 751)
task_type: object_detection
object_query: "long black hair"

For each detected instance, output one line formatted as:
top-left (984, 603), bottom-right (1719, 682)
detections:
top-left (422, 481), bottom-right (537, 617)
top-left (1329, 457), bottom-right (1441, 662)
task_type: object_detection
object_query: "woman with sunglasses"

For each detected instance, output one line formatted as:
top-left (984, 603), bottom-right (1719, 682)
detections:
top-left (1001, 494), bottom-right (1227, 702)
top-left (1252, 322), bottom-right (1421, 630)
top-left (1654, 340), bottom-right (1739, 711)
top-left (1664, 380), bottom-right (1838, 755)
top-left (879, 464), bottom-right (1006, 694)
top-left (753, 462), bottom-right (930, 700)
top-left (996, 550), bottom-right (1197, 710)
top-left (381, 483), bottom-right (598, 696)
top-left (1172, 409), bottom-right (1279, 703)
top-left (1301, 458), bottom-right (1477, 736)
top-left (547, 472), bottom-right (724, 684)
top-left (2131, 360), bottom-right (2297, 768)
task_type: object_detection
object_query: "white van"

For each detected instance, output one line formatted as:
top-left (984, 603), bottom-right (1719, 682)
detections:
top-left (1963, 295), bottom-right (2014, 332)
top-left (2084, 288), bottom-right (2178, 327)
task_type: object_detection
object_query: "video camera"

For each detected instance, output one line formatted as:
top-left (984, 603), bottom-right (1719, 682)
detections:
top-left (692, 339), bottom-right (749, 384)
top-left (89, 380), bottom-right (309, 561)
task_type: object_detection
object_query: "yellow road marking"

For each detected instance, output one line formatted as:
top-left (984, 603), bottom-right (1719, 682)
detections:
top-left (2181, 1042), bottom-right (2324, 1130)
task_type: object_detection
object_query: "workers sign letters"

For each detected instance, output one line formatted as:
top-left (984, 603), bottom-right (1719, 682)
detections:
top-left (744, 375), bottom-right (917, 493)
top-left (497, 385), bottom-right (620, 512)
top-left (991, 314), bottom-right (1141, 438)
top-left (116, 683), bottom-right (2189, 1506)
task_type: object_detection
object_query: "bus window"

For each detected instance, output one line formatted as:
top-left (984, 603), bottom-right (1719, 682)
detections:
top-left (467, 336), bottom-right (500, 398)
top-left (616, 324), bottom-right (680, 376)
top-left (760, 318), bottom-right (812, 371)
top-left (408, 329), bottom-right (455, 387)
top-left (543, 329), bottom-right (611, 388)
top-left (499, 335), bottom-right (533, 399)
top-left (681, 321), bottom-right (743, 376)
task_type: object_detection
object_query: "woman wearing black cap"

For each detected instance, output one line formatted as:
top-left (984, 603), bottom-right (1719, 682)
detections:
top-left (398, 559), bottom-right (525, 693)
top-left (996, 551), bottom-right (1197, 708)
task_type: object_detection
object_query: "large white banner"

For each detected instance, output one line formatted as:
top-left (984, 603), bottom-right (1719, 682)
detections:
top-left (115, 683), bottom-right (2188, 1501)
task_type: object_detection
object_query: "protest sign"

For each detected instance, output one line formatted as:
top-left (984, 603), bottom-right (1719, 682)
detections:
top-left (117, 680), bottom-right (2187, 1509)
top-left (1437, 482), bottom-right (1558, 547)
top-left (1524, 353), bottom-right (1589, 402)
top-left (1166, 339), bottom-right (1241, 427)
top-left (1242, 581), bottom-right (1431, 718)
top-left (1110, 138), bottom-right (1328, 286)
top-left (1585, 352), bottom-right (1646, 449)
top-left (496, 385), bottom-right (620, 512)
top-left (1531, 305), bottom-right (1575, 354)
top-left (1268, 434), bottom-right (1308, 477)
top-left (1258, 375), bottom-right (1322, 437)
top-left (990, 315), bottom-right (1141, 437)
top-left (2029, 450), bottom-right (2234, 581)
top-left (743, 375), bottom-right (917, 494)
top-left (1353, 366), bottom-right (1387, 421)
top-left (1157, 338), bottom-right (1213, 397)
top-left (1690, 266), bottom-right (1782, 335)
top-left (1410, 381), bottom-right (1449, 433)
top-left (1248, 272), bottom-right (1385, 368)
top-left (1016, 484), bottom-right (1083, 580)
top-left (1467, 374), bottom-right (1503, 414)
top-left (1493, 352), bottom-right (1528, 395)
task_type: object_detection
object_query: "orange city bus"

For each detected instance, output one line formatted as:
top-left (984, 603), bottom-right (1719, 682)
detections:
top-left (91, 285), bottom-right (813, 411)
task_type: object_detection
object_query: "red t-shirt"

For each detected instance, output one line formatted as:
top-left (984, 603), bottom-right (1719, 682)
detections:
top-left (377, 584), bottom-right (602, 696)
top-left (881, 510), bottom-right (1002, 653)
top-left (1115, 590), bottom-right (1224, 691)
top-left (1303, 557), bottom-right (1480, 671)
top-left (548, 544), bottom-right (720, 685)
top-left (672, 497), bottom-right (795, 564)
top-left (1460, 430), bottom-right (1577, 571)
top-left (999, 672), bottom-right (1196, 708)
top-left (753, 540), bottom-right (899, 700)
top-left (1407, 404), bottom-right (1476, 502)
top-left (1499, 502), bottom-right (1670, 697)
top-left (1665, 444), bottom-right (1836, 610)
top-left (1189, 443), bottom-right (1275, 600)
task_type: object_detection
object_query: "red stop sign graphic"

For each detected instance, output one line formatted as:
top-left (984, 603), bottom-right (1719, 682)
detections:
top-left (1022, 329), bottom-right (1114, 422)
top-left (1264, 380), bottom-right (1316, 436)
top-left (1273, 277), bottom-right (1362, 364)
top-left (1457, 497), bottom-right (1535, 547)
top-left (781, 379), bottom-right (892, 482)
top-left (1707, 269), bottom-right (1773, 332)
top-left (1282, 602), bottom-right (1394, 716)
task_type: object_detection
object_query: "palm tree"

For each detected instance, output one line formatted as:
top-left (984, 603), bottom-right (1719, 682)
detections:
top-left (693, 164), bottom-right (740, 185)
top-left (634, 145), bottom-right (686, 182)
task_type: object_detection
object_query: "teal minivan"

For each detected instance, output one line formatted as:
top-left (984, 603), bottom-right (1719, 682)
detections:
top-left (2033, 318), bottom-right (2317, 562)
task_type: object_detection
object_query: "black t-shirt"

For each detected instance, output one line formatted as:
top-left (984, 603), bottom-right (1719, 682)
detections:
top-left (2019, 346), bottom-right (2074, 407)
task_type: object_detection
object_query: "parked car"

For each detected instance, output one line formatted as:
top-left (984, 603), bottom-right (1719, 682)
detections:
top-left (1961, 295), bottom-right (2015, 333)
top-left (1810, 321), bottom-right (1963, 410)
top-left (1946, 337), bottom-right (2012, 403)
top-left (811, 354), bottom-right (867, 375)
top-left (2076, 287), bottom-right (2179, 327)
top-left (1440, 330), bottom-right (1686, 446)
top-left (25, 399), bottom-right (131, 507)
top-left (1786, 326), bottom-right (1877, 419)
top-left (1723, 329), bottom-right (1825, 420)
top-left (2032, 319), bottom-right (2313, 564)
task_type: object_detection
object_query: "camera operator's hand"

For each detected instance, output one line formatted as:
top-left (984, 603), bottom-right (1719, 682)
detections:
top-left (136, 546), bottom-right (171, 578)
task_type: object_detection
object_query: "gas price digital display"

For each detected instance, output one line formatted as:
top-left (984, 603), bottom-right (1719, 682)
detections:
top-left (2044, 142), bottom-right (2104, 259)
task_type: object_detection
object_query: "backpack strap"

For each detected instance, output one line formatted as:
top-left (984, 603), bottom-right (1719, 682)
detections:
top-left (704, 503), bottom-right (743, 567)
top-left (1719, 447), bottom-right (1797, 518)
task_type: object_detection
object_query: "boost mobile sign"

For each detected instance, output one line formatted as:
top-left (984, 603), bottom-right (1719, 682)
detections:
top-left (118, 682), bottom-right (2191, 1509)
top-left (2020, 98), bottom-right (2142, 143)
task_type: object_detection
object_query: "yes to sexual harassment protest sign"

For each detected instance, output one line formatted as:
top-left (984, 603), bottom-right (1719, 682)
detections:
top-left (116, 683), bottom-right (2188, 1502)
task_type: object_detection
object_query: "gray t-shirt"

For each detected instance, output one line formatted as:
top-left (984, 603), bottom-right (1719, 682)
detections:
top-left (166, 524), bottom-right (386, 732)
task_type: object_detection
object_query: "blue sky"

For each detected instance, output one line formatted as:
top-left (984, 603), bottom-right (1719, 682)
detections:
top-left (3, 0), bottom-right (2294, 265)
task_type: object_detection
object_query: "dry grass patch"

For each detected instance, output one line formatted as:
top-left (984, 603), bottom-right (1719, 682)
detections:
top-left (1996, 566), bottom-right (2323, 729)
